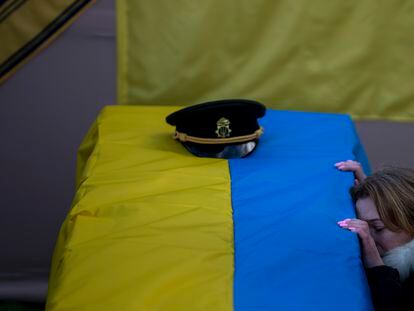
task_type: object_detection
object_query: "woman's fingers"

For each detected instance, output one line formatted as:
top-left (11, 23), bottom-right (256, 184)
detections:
top-left (338, 218), bottom-right (384, 268)
top-left (334, 161), bottom-right (347, 170)
top-left (335, 160), bottom-right (367, 182)
top-left (335, 162), bottom-right (351, 171)
top-left (337, 219), bottom-right (370, 239)
top-left (334, 160), bottom-right (361, 172)
top-left (338, 218), bottom-right (366, 228)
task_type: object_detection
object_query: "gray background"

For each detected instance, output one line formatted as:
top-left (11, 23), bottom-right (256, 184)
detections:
top-left (0, 0), bottom-right (413, 303)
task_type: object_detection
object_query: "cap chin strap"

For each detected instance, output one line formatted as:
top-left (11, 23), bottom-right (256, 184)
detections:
top-left (173, 127), bottom-right (264, 144)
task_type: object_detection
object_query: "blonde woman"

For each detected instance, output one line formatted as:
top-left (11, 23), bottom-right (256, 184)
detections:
top-left (335, 161), bottom-right (414, 311)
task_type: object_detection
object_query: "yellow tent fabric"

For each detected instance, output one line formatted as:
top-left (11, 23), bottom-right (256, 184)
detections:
top-left (0, 0), bottom-right (95, 83)
top-left (117, 0), bottom-right (414, 121)
top-left (46, 106), bottom-right (234, 311)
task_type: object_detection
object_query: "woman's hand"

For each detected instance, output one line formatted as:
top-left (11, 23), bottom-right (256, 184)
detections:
top-left (337, 218), bottom-right (384, 268)
top-left (335, 160), bottom-right (367, 184)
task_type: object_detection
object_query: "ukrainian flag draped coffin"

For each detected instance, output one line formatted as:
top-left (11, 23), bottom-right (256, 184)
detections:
top-left (46, 106), bottom-right (373, 310)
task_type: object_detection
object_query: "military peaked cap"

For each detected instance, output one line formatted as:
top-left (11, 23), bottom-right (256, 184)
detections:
top-left (166, 99), bottom-right (266, 158)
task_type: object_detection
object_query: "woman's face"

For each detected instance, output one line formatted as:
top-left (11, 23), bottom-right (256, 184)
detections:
top-left (356, 197), bottom-right (412, 256)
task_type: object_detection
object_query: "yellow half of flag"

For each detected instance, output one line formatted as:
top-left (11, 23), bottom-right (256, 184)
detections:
top-left (46, 106), bottom-right (234, 311)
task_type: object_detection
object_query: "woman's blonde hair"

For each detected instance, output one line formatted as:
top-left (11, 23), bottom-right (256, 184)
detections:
top-left (351, 167), bottom-right (414, 236)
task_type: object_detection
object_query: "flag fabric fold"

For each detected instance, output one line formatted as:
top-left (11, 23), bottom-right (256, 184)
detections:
top-left (46, 105), bottom-right (373, 310)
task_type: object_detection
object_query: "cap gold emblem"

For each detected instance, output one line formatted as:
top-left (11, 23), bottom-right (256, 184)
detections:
top-left (215, 117), bottom-right (232, 138)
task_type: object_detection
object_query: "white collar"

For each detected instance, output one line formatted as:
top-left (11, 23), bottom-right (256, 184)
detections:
top-left (382, 239), bottom-right (414, 281)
